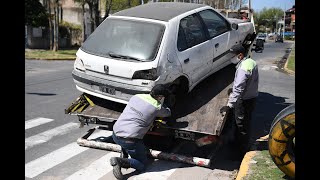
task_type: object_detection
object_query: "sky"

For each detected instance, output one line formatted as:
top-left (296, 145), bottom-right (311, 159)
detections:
top-left (251, 0), bottom-right (295, 12)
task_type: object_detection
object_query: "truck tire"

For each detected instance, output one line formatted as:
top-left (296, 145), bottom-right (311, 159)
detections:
top-left (268, 104), bottom-right (295, 178)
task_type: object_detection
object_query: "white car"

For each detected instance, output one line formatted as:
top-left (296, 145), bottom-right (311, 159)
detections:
top-left (257, 33), bottom-right (267, 42)
top-left (72, 2), bottom-right (255, 104)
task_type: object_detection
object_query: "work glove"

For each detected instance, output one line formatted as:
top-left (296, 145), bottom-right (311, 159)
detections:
top-left (220, 106), bottom-right (231, 114)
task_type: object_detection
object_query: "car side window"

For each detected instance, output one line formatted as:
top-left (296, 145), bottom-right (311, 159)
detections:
top-left (177, 14), bottom-right (207, 51)
top-left (198, 9), bottom-right (230, 38)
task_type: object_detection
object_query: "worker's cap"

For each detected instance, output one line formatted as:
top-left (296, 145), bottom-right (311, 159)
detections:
top-left (230, 45), bottom-right (245, 55)
top-left (150, 84), bottom-right (170, 97)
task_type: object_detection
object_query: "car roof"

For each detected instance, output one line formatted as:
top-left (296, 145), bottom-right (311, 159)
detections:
top-left (113, 2), bottom-right (207, 22)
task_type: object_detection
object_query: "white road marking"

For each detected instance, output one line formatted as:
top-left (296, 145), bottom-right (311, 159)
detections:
top-left (25, 122), bottom-right (79, 150)
top-left (64, 152), bottom-right (119, 180)
top-left (132, 160), bottom-right (180, 180)
top-left (25, 130), bottom-right (112, 178)
top-left (25, 117), bottom-right (54, 130)
top-left (261, 66), bottom-right (271, 71)
top-left (25, 142), bottom-right (88, 178)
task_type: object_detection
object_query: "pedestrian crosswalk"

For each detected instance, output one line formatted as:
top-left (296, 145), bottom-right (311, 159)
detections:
top-left (25, 117), bottom-right (232, 180)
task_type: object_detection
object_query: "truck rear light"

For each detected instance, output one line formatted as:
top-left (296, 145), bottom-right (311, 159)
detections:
top-left (74, 57), bottom-right (85, 72)
top-left (132, 68), bottom-right (158, 80)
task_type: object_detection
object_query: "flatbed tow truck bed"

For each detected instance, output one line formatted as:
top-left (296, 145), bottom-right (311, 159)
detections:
top-left (65, 65), bottom-right (236, 167)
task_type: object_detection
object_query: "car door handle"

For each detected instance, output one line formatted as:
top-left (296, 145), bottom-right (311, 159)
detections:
top-left (215, 43), bottom-right (219, 48)
top-left (184, 58), bottom-right (190, 63)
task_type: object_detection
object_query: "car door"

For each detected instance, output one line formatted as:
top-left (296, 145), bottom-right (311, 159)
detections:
top-left (176, 14), bottom-right (213, 85)
top-left (198, 9), bottom-right (232, 71)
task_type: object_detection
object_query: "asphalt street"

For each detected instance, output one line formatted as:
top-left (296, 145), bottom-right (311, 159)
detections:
top-left (25, 40), bottom-right (295, 180)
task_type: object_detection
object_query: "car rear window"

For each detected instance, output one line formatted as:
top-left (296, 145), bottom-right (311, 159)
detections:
top-left (80, 18), bottom-right (165, 61)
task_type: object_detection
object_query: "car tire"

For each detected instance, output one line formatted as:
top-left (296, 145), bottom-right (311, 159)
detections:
top-left (165, 81), bottom-right (188, 108)
top-left (268, 104), bottom-right (295, 179)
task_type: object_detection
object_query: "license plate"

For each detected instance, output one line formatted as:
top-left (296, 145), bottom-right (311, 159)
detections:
top-left (99, 86), bottom-right (116, 95)
top-left (174, 130), bottom-right (195, 141)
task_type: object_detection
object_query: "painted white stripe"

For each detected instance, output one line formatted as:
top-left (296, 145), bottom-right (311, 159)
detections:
top-left (25, 129), bottom-right (112, 178)
top-left (25, 117), bottom-right (54, 130)
top-left (132, 160), bottom-right (180, 180)
top-left (25, 122), bottom-right (79, 150)
top-left (64, 152), bottom-right (119, 180)
top-left (25, 142), bottom-right (88, 178)
top-left (88, 129), bottom-right (113, 140)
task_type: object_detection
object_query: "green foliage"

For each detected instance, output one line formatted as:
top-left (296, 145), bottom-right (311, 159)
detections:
top-left (101, 0), bottom-right (148, 14)
top-left (60, 21), bottom-right (82, 30)
top-left (247, 151), bottom-right (286, 180)
top-left (59, 21), bottom-right (82, 38)
top-left (287, 47), bottom-right (295, 72)
top-left (25, 0), bottom-right (49, 27)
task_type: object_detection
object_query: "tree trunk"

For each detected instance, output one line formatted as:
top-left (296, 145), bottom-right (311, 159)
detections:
top-left (128, 0), bottom-right (131, 8)
top-left (82, 3), bottom-right (86, 42)
top-left (88, 2), bottom-right (94, 34)
top-left (53, 2), bottom-right (59, 51)
top-left (48, 0), bottom-right (53, 50)
top-left (93, 0), bottom-right (100, 29)
top-left (104, 0), bottom-right (113, 20)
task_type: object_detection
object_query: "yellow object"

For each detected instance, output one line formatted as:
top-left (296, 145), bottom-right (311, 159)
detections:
top-left (269, 112), bottom-right (295, 178)
top-left (236, 151), bottom-right (256, 180)
top-left (84, 94), bottom-right (95, 106)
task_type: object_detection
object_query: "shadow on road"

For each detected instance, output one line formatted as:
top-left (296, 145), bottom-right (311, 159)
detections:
top-left (252, 91), bottom-right (293, 141)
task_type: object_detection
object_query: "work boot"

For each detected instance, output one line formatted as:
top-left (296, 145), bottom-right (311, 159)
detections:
top-left (110, 157), bottom-right (131, 179)
top-left (110, 157), bottom-right (124, 180)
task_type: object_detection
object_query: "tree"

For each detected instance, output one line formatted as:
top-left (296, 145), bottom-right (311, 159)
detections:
top-left (255, 7), bottom-right (284, 32)
top-left (74, 0), bottom-right (87, 41)
top-left (52, 0), bottom-right (60, 51)
top-left (75, 0), bottom-right (101, 39)
top-left (25, 0), bottom-right (49, 27)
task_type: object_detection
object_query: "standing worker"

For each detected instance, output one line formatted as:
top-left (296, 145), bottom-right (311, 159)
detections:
top-left (220, 45), bottom-right (259, 155)
top-left (110, 84), bottom-right (171, 179)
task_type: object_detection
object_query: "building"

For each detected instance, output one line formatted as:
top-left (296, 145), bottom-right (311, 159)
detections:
top-left (275, 5), bottom-right (295, 38)
top-left (284, 5), bottom-right (295, 36)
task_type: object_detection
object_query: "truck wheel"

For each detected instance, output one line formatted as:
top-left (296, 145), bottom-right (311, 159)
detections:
top-left (268, 104), bottom-right (295, 178)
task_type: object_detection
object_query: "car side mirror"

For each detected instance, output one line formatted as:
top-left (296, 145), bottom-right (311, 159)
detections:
top-left (231, 23), bottom-right (238, 30)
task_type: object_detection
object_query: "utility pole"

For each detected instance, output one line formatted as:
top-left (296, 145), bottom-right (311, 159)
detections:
top-left (283, 4), bottom-right (286, 39)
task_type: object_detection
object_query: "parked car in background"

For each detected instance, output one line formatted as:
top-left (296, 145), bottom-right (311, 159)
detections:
top-left (257, 33), bottom-right (267, 42)
top-left (72, 2), bottom-right (255, 104)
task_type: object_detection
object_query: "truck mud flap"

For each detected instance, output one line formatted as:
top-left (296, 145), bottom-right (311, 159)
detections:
top-left (77, 126), bottom-right (214, 168)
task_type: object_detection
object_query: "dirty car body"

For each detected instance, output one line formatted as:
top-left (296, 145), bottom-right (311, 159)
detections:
top-left (72, 2), bottom-right (254, 104)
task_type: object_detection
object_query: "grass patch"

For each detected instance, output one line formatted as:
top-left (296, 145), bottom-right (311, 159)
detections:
top-left (246, 150), bottom-right (286, 180)
top-left (25, 49), bottom-right (77, 60)
top-left (287, 47), bottom-right (295, 72)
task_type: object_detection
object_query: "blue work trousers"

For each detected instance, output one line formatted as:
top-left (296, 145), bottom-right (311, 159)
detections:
top-left (112, 133), bottom-right (148, 171)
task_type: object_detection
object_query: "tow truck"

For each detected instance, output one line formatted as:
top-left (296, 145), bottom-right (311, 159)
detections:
top-left (65, 5), bottom-right (258, 168)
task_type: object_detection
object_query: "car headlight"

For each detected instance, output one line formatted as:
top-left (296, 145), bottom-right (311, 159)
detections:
top-left (132, 68), bottom-right (158, 81)
top-left (74, 57), bottom-right (85, 72)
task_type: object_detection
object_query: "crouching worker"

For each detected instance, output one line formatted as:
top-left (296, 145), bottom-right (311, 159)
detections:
top-left (110, 84), bottom-right (171, 179)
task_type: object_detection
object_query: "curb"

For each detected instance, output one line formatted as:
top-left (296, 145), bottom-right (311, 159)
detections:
top-left (235, 151), bottom-right (257, 180)
top-left (284, 43), bottom-right (295, 75)
top-left (26, 58), bottom-right (76, 61)
top-left (235, 135), bottom-right (269, 180)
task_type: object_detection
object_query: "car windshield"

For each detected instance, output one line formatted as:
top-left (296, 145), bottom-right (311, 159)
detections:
top-left (80, 18), bottom-right (165, 61)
